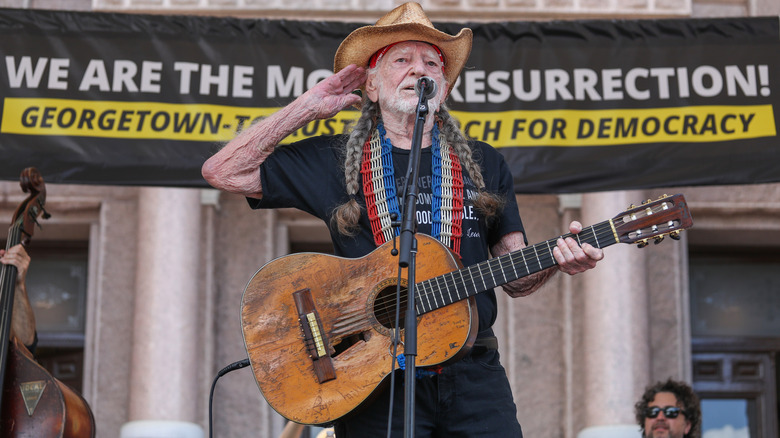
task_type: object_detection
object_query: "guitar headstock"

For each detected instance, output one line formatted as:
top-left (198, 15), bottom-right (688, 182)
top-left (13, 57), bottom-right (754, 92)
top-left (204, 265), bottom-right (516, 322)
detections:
top-left (612, 194), bottom-right (693, 247)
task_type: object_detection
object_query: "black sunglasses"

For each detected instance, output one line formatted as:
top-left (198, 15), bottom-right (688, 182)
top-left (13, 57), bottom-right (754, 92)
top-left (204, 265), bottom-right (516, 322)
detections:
top-left (645, 406), bottom-right (683, 419)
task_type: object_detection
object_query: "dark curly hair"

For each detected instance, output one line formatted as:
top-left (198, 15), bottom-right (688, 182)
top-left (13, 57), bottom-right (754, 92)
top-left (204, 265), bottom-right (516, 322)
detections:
top-left (634, 378), bottom-right (701, 438)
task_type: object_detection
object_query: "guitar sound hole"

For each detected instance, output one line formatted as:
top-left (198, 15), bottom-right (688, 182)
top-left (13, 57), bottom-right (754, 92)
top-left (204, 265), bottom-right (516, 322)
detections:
top-left (374, 285), bottom-right (408, 330)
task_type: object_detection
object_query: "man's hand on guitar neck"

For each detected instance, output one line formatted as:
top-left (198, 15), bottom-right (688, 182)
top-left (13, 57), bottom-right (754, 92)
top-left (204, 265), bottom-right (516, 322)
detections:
top-left (492, 221), bottom-right (604, 298)
top-left (553, 220), bottom-right (604, 275)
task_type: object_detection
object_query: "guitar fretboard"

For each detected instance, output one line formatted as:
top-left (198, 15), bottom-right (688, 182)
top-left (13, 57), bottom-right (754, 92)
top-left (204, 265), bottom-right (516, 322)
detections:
top-left (414, 220), bottom-right (618, 315)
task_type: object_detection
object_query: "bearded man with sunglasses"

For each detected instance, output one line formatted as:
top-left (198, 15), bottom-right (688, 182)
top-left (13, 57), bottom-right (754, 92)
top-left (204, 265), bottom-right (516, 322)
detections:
top-left (634, 379), bottom-right (702, 438)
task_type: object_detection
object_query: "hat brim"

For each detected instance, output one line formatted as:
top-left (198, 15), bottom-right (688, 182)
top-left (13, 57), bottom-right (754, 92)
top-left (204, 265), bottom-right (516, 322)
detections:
top-left (334, 22), bottom-right (472, 100)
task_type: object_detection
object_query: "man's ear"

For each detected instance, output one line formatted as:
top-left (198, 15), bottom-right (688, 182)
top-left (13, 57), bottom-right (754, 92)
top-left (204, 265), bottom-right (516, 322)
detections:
top-left (365, 73), bottom-right (378, 102)
top-left (684, 420), bottom-right (692, 436)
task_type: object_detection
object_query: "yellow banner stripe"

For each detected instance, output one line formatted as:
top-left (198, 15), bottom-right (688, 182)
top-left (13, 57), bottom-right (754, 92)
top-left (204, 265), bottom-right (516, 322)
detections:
top-left (451, 105), bottom-right (776, 147)
top-left (2, 98), bottom-right (776, 147)
top-left (1, 97), bottom-right (359, 142)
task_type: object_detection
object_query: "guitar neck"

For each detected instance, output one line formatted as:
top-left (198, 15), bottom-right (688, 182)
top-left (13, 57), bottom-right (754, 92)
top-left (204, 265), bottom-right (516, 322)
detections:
top-left (414, 219), bottom-right (618, 315)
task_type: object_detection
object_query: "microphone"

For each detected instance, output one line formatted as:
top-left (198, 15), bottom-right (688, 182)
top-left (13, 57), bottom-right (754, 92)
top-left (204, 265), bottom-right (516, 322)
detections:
top-left (414, 76), bottom-right (438, 99)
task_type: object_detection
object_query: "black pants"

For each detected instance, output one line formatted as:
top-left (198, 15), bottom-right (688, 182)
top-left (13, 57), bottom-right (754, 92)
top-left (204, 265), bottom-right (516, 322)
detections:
top-left (334, 348), bottom-right (523, 437)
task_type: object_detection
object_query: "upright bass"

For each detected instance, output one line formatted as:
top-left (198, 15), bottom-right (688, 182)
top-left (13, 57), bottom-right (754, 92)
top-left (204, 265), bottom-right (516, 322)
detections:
top-left (0, 168), bottom-right (95, 437)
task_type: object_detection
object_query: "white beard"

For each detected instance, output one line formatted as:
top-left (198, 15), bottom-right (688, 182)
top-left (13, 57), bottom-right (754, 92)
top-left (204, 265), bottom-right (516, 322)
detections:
top-left (380, 80), bottom-right (443, 115)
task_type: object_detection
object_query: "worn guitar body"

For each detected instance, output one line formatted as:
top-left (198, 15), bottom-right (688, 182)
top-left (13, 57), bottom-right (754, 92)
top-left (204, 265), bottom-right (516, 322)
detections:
top-left (241, 234), bottom-right (477, 426)
top-left (241, 194), bottom-right (693, 426)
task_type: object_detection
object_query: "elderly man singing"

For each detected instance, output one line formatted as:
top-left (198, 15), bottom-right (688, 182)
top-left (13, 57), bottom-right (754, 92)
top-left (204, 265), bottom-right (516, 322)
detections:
top-left (202, 3), bottom-right (603, 437)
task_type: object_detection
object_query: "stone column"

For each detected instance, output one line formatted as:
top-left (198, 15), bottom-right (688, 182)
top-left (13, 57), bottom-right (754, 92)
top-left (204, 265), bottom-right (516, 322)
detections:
top-left (578, 191), bottom-right (650, 432)
top-left (125, 187), bottom-right (203, 434)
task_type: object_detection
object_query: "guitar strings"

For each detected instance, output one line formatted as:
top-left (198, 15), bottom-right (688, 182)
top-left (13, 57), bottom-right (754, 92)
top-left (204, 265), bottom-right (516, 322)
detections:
top-left (419, 201), bottom-right (675, 308)
top-left (374, 202), bottom-right (673, 318)
top-left (412, 222), bottom-right (617, 314)
top-left (0, 223), bottom-right (23, 321)
top-left (370, 222), bottom-right (617, 320)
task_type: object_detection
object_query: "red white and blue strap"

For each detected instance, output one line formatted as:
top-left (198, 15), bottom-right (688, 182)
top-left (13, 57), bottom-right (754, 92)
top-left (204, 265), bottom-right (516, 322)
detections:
top-left (362, 125), bottom-right (400, 245)
top-left (362, 122), bottom-right (464, 255)
top-left (431, 123), bottom-right (464, 255)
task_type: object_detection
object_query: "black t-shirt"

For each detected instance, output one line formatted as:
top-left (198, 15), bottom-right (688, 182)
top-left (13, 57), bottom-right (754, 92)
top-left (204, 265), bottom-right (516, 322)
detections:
top-left (249, 134), bottom-right (525, 332)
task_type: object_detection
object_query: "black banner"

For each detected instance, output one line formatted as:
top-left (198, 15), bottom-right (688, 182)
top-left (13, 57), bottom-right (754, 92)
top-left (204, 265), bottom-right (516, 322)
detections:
top-left (1, 9), bottom-right (778, 192)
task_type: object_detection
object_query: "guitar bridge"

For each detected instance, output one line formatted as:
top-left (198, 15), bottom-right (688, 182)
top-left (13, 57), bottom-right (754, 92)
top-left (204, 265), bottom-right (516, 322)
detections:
top-left (306, 313), bottom-right (327, 357)
top-left (294, 288), bottom-right (336, 384)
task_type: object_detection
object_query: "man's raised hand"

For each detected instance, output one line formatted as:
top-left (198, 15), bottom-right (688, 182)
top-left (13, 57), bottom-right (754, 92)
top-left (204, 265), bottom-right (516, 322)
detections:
top-left (304, 64), bottom-right (367, 119)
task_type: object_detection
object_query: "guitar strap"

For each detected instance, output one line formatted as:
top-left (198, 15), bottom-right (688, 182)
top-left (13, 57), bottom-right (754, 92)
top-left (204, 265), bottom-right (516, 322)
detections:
top-left (361, 121), bottom-right (465, 255)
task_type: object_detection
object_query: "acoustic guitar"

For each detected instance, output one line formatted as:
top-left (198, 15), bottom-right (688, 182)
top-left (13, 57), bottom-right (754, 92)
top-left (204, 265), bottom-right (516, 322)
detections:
top-left (241, 193), bottom-right (693, 425)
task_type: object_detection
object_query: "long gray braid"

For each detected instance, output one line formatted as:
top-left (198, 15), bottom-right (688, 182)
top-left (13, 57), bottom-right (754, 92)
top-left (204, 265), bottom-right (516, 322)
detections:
top-left (331, 101), bottom-right (503, 236)
top-left (331, 100), bottom-right (379, 236)
top-left (436, 104), bottom-right (505, 218)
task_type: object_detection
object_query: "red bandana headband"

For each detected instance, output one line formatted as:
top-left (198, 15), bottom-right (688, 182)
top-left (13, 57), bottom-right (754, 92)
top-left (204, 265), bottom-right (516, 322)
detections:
top-left (368, 42), bottom-right (446, 71)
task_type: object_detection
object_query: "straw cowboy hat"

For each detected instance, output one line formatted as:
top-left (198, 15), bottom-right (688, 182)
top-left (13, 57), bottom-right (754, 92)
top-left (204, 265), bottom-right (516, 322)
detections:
top-left (333, 2), bottom-right (472, 98)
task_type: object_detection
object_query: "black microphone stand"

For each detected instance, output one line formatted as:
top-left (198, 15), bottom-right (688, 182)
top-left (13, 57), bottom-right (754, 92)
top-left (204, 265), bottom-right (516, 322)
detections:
top-left (398, 78), bottom-right (432, 438)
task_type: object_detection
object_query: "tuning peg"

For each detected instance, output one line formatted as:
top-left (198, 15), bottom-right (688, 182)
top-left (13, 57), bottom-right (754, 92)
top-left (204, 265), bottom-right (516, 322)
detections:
top-left (653, 235), bottom-right (665, 245)
top-left (669, 231), bottom-right (681, 240)
top-left (641, 198), bottom-right (652, 205)
top-left (637, 239), bottom-right (649, 248)
top-left (36, 198), bottom-right (52, 219)
top-left (628, 204), bottom-right (637, 210)
top-left (27, 207), bottom-right (43, 229)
